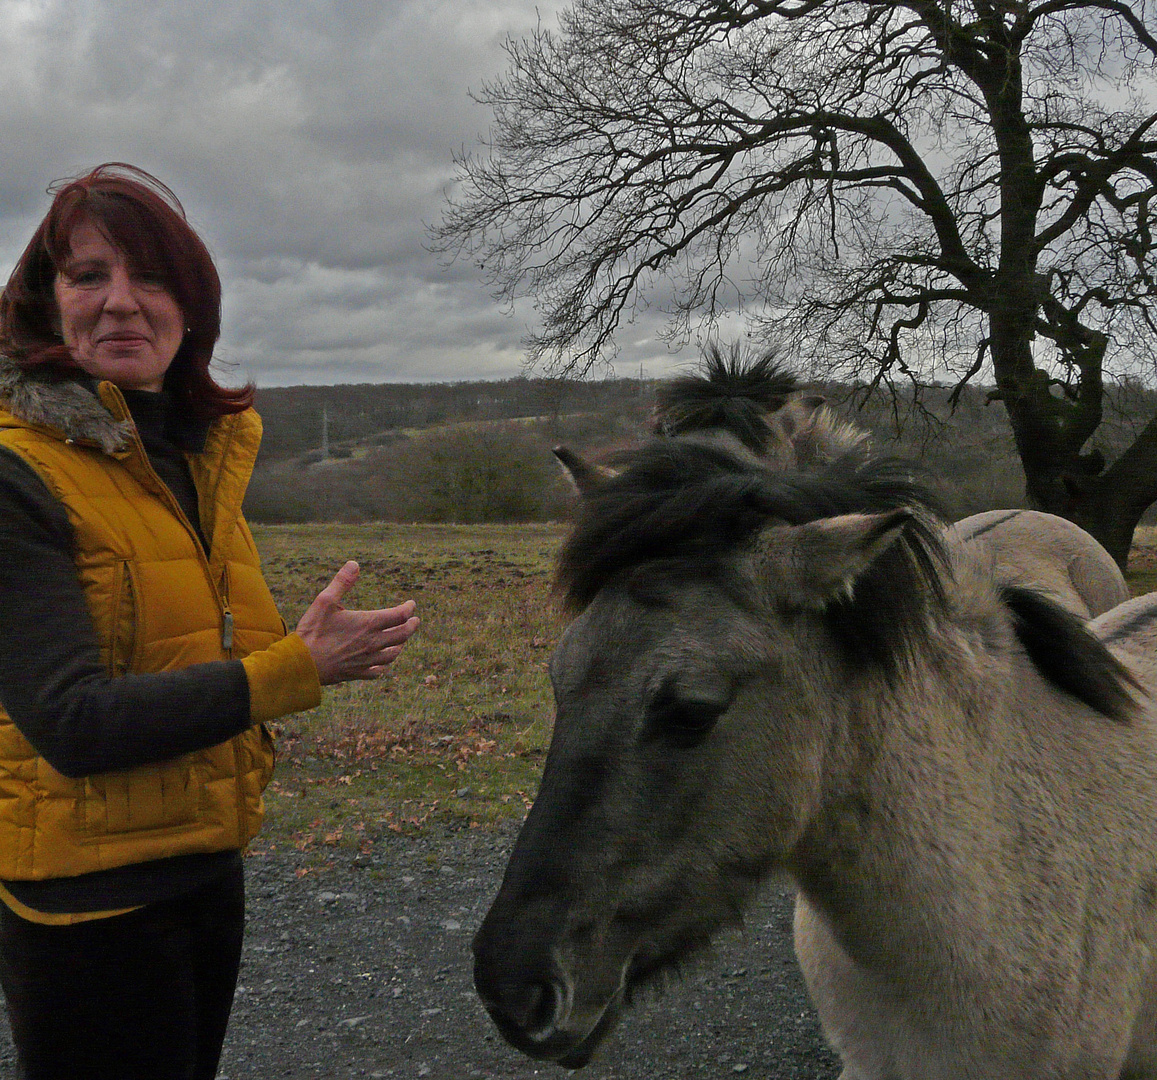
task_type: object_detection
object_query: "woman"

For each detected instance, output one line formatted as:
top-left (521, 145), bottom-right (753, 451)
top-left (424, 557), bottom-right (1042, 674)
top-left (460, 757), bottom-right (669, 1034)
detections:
top-left (0, 163), bottom-right (419, 1079)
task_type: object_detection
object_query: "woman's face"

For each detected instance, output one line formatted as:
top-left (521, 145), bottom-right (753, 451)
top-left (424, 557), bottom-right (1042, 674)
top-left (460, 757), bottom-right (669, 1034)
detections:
top-left (53, 218), bottom-right (184, 393)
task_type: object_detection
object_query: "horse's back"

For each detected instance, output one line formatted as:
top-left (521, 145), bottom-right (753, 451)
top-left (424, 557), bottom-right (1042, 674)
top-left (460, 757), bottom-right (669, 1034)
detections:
top-left (1088, 594), bottom-right (1157, 1080)
top-left (948, 510), bottom-right (1129, 619)
top-left (1092, 592), bottom-right (1157, 685)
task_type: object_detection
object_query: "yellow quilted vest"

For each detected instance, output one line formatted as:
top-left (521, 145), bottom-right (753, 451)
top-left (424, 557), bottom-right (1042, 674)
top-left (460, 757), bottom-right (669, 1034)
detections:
top-left (0, 381), bottom-right (282, 880)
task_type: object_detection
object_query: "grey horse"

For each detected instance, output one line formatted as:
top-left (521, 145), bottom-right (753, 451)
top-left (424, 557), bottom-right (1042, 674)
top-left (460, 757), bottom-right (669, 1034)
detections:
top-left (650, 343), bottom-right (867, 470)
top-left (947, 508), bottom-right (1129, 619)
top-left (474, 439), bottom-right (1157, 1079)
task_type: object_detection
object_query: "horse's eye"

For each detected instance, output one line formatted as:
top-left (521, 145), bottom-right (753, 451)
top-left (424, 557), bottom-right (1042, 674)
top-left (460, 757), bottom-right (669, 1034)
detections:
top-left (646, 694), bottom-right (726, 749)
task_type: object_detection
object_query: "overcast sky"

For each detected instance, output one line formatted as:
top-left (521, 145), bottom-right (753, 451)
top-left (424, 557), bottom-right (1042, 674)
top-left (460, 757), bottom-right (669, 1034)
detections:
top-left (0, 0), bottom-right (699, 387)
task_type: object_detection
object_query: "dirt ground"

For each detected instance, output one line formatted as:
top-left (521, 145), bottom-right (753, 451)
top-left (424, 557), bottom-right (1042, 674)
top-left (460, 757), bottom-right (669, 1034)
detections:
top-left (0, 821), bottom-right (841, 1079)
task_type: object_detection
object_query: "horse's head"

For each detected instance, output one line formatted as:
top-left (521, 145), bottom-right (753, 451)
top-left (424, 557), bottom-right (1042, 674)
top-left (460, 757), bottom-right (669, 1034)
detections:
top-left (474, 441), bottom-right (945, 1066)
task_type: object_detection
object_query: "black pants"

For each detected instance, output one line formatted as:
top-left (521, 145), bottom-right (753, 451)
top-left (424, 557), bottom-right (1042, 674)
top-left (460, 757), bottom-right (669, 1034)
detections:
top-left (0, 864), bottom-right (245, 1080)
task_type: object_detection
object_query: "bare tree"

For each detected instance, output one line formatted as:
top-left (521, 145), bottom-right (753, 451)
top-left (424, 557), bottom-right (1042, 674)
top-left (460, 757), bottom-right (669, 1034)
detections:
top-left (434, 0), bottom-right (1157, 566)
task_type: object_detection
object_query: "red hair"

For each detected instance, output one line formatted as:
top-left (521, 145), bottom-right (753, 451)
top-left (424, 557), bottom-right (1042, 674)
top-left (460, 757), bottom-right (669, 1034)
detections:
top-left (0, 163), bottom-right (253, 418)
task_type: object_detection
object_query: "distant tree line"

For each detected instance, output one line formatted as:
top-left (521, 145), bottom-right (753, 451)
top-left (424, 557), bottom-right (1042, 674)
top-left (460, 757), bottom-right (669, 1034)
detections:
top-left (251, 377), bottom-right (649, 463)
top-left (245, 378), bottom-right (650, 525)
top-left (243, 375), bottom-right (1157, 529)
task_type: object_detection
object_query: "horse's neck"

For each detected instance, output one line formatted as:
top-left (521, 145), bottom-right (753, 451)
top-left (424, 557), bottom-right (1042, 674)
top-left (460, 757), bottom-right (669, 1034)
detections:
top-left (791, 614), bottom-right (1157, 971)
top-left (788, 627), bottom-right (1013, 953)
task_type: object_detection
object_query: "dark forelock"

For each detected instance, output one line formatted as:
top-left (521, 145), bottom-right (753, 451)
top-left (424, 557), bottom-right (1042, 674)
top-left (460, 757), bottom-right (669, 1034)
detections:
top-left (556, 439), bottom-right (946, 621)
top-left (651, 345), bottom-right (799, 454)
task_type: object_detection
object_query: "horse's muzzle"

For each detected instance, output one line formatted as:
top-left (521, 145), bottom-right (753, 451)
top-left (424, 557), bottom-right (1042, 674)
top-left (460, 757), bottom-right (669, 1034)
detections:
top-left (472, 931), bottom-right (623, 1066)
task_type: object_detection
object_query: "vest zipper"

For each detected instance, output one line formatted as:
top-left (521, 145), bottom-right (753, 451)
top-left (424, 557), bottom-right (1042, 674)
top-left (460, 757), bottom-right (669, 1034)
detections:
top-left (220, 561), bottom-right (234, 656)
top-left (108, 386), bottom-right (236, 661)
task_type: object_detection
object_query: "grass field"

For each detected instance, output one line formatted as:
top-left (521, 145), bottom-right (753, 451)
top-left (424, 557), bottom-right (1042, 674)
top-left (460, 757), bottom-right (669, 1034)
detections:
top-left (1128, 526), bottom-right (1157, 595)
top-left (251, 522), bottom-right (568, 869)
top-left (254, 521), bottom-right (1157, 871)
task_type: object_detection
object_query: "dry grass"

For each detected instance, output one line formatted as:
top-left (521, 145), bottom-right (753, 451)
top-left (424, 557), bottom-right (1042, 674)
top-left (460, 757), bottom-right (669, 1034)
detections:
top-left (1128, 527), bottom-right (1157, 596)
top-left (250, 523), bottom-right (567, 867)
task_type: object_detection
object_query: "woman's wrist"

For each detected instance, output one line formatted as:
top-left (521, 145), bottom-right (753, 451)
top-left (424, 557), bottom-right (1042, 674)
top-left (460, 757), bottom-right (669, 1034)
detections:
top-left (240, 634), bottom-right (322, 724)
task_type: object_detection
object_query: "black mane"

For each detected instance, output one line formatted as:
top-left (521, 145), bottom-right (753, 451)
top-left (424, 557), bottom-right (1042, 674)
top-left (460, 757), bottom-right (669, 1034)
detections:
top-left (556, 439), bottom-right (947, 671)
top-left (1001, 586), bottom-right (1142, 722)
top-left (651, 344), bottom-right (799, 454)
top-left (555, 432), bottom-right (1143, 722)
top-left (555, 438), bottom-right (1142, 720)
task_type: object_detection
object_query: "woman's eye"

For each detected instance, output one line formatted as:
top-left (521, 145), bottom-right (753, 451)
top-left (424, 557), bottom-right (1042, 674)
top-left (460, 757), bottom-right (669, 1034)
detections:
top-left (132, 271), bottom-right (169, 291)
top-left (68, 269), bottom-right (106, 287)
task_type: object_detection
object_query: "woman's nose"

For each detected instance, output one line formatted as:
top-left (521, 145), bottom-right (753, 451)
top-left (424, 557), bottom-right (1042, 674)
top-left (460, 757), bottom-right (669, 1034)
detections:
top-left (102, 268), bottom-right (141, 312)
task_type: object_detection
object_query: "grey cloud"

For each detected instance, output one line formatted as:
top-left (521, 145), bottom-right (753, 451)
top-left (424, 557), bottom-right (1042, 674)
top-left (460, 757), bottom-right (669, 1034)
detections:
top-left (0, 0), bottom-right (699, 386)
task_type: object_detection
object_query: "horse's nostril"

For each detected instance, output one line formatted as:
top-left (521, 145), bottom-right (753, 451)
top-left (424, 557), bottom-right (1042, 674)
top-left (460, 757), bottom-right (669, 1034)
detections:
top-left (504, 979), bottom-right (566, 1042)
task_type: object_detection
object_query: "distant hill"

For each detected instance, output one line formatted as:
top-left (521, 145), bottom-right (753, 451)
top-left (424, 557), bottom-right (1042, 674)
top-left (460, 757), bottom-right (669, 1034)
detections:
top-left (252, 378), bottom-right (650, 463)
top-left (245, 375), bottom-right (1157, 526)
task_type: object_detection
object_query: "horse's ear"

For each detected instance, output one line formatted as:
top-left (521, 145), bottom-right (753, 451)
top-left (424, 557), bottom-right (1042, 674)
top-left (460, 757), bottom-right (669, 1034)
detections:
top-left (754, 509), bottom-right (912, 609)
top-left (552, 446), bottom-right (613, 495)
top-left (773, 394), bottom-right (826, 440)
top-left (778, 394), bottom-right (869, 467)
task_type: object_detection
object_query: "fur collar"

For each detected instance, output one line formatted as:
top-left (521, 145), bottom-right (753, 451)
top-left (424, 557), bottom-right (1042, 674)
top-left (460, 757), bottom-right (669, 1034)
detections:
top-left (0, 356), bottom-right (132, 454)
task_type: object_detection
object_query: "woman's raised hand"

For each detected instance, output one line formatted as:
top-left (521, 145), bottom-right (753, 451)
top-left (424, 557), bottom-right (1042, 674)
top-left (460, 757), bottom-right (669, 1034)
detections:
top-left (295, 561), bottom-right (419, 686)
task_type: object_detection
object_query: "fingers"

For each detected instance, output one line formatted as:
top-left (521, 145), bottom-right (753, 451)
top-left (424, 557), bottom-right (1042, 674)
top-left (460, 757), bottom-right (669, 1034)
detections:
top-left (330, 608), bottom-right (418, 647)
top-left (315, 561), bottom-right (360, 607)
top-left (303, 610), bottom-right (420, 685)
top-left (319, 625), bottom-right (418, 684)
top-left (363, 599), bottom-right (418, 631)
top-left (356, 615), bottom-right (420, 676)
top-left (379, 612), bottom-right (420, 647)
top-left (353, 637), bottom-right (417, 681)
top-left (314, 568), bottom-right (415, 626)
top-left (296, 561), bottom-right (420, 686)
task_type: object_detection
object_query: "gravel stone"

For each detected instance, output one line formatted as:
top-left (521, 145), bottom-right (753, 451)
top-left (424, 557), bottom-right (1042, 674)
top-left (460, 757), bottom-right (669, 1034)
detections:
top-left (0, 821), bottom-right (840, 1078)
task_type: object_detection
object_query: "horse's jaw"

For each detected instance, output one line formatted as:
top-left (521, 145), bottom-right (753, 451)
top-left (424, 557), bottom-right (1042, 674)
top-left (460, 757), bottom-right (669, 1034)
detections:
top-left (475, 852), bottom-right (765, 1065)
top-left (476, 1000), bottom-right (624, 1069)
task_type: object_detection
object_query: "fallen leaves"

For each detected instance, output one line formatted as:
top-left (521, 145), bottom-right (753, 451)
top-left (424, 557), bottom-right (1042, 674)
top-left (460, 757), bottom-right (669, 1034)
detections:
top-left (286, 720), bottom-right (530, 770)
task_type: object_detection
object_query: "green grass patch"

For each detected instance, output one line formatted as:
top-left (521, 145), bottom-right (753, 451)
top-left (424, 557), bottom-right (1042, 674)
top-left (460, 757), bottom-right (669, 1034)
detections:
top-left (249, 523), bottom-right (567, 867)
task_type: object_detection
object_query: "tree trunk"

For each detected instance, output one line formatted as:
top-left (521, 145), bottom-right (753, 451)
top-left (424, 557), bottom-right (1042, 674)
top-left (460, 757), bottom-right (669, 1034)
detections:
top-left (986, 307), bottom-right (1157, 571)
top-left (1065, 417), bottom-right (1157, 570)
top-left (1068, 484), bottom-right (1149, 571)
top-left (1000, 371), bottom-right (1157, 570)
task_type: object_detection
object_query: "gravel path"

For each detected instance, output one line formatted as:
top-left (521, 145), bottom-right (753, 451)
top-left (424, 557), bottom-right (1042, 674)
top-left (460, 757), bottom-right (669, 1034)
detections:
top-left (0, 822), bottom-right (841, 1079)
